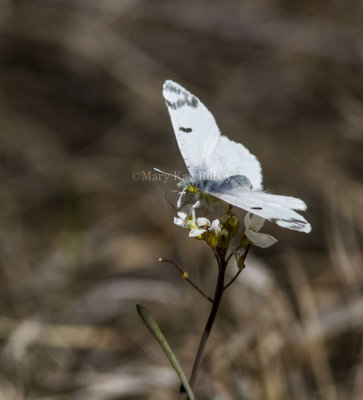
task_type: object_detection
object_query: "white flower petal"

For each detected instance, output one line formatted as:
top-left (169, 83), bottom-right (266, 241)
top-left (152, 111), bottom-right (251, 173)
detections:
top-left (244, 213), bottom-right (252, 229)
top-left (174, 204), bottom-right (197, 229)
top-left (244, 212), bottom-right (265, 231)
top-left (190, 201), bottom-right (201, 220)
top-left (192, 200), bottom-right (201, 209)
top-left (177, 187), bottom-right (187, 208)
top-left (189, 228), bottom-right (207, 237)
top-left (174, 217), bottom-right (187, 227)
top-left (177, 204), bottom-right (193, 219)
top-left (209, 219), bottom-right (222, 233)
top-left (196, 217), bottom-right (210, 227)
top-left (245, 229), bottom-right (278, 248)
top-left (250, 214), bottom-right (265, 231)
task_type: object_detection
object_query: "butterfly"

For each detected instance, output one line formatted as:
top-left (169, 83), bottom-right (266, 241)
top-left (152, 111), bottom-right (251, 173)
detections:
top-left (160, 80), bottom-right (311, 233)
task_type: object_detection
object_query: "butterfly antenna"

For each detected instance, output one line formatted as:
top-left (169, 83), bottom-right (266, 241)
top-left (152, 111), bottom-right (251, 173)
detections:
top-left (152, 167), bottom-right (183, 181)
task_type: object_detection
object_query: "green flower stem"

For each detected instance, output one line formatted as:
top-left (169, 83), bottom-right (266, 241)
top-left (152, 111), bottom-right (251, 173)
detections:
top-left (188, 253), bottom-right (227, 396)
top-left (136, 303), bottom-right (195, 400)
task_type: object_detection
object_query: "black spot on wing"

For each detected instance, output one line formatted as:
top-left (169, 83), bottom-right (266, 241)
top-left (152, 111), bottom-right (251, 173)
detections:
top-left (165, 97), bottom-right (198, 110)
top-left (272, 217), bottom-right (308, 231)
top-left (179, 126), bottom-right (192, 133)
top-left (165, 100), bottom-right (176, 109)
top-left (164, 81), bottom-right (182, 94)
top-left (164, 82), bottom-right (199, 110)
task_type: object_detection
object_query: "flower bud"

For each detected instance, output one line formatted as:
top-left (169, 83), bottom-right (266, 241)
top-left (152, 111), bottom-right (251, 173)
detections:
top-left (205, 232), bottom-right (218, 248)
top-left (195, 233), bottom-right (205, 240)
top-left (226, 215), bottom-right (239, 237)
top-left (237, 256), bottom-right (246, 270)
top-left (219, 214), bottom-right (230, 225)
top-left (217, 229), bottom-right (230, 248)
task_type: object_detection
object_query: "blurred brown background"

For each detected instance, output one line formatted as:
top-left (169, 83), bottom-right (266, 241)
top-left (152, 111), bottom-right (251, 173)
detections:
top-left (0, 1), bottom-right (362, 399)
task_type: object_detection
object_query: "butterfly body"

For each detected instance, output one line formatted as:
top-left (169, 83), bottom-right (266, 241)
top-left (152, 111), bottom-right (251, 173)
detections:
top-left (183, 174), bottom-right (251, 193)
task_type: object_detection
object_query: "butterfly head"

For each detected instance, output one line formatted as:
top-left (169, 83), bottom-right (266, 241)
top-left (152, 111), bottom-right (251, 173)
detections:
top-left (186, 183), bottom-right (199, 194)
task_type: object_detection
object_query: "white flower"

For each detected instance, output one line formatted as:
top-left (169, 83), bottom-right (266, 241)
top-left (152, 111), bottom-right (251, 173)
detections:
top-left (174, 202), bottom-right (223, 240)
top-left (209, 219), bottom-right (222, 234)
top-left (190, 217), bottom-right (222, 238)
top-left (173, 201), bottom-right (200, 227)
top-left (244, 213), bottom-right (278, 248)
top-left (174, 204), bottom-right (195, 228)
top-left (190, 217), bottom-right (210, 237)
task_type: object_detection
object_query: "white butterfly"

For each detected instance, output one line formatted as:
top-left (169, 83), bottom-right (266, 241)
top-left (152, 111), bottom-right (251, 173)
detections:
top-left (161, 80), bottom-right (311, 233)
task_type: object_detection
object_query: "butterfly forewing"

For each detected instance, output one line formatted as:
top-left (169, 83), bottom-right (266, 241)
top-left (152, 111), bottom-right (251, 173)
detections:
top-left (163, 80), bottom-right (220, 177)
top-left (163, 81), bottom-right (262, 189)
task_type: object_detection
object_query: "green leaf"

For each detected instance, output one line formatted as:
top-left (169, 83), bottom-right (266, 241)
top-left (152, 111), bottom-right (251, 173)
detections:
top-left (136, 302), bottom-right (195, 400)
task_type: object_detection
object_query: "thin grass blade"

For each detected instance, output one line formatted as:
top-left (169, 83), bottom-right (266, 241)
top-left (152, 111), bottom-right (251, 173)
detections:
top-left (136, 302), bottom-right (195, 400)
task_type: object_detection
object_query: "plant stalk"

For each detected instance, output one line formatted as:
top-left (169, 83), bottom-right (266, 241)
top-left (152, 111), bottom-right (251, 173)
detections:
top-left (188, 256), bottom-right (227, 396)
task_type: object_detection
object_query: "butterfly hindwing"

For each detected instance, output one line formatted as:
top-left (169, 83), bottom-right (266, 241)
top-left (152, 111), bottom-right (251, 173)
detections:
top-left (212, 190), bottom-right (311, 233)
top-left (209, 135), bottom-right (262, 190)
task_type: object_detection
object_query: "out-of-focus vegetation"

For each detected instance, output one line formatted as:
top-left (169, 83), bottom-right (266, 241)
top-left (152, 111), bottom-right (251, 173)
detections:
top-left (0, 1), bottom-right (362, 399)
